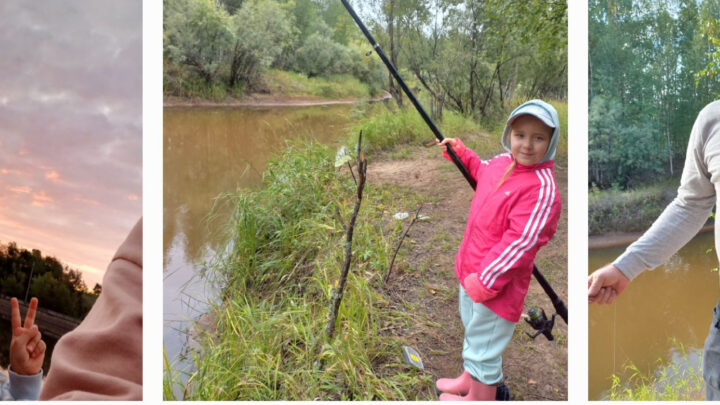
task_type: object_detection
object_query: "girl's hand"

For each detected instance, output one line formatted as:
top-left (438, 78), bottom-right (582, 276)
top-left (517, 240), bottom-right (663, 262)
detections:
top-left (463, 273), bottom-right (498, 303)
top-left (436, 138), bottom-right (457, 150)
top-left (9, 297), bottom-right (46, 376)
top-left (437, 138), bottom-right (466, 159)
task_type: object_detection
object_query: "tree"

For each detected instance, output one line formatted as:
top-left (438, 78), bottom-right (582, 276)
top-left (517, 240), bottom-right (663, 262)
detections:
top-left (228, 0), bottom-right (296, 89)
top-left (164, 0), bottom-right (235, 84)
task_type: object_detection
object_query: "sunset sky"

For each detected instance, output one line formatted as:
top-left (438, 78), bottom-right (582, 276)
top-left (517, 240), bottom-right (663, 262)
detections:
top-left (0, 1), bottom-right (142, 289)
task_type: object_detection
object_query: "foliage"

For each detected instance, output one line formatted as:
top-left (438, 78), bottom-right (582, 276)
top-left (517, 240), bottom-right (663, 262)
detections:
top-left (164, 0), bottom-right (236, 84)
top-left (401, 0), bottom-right (567, 120)
top-left (164, 0), bottom-right (566, 109)
top-left (228, 0), bottom-right (296, 89)
top-left (589, 0), bottom-right (720, 189)
top-left (696, 0), bottom-right (720, 89)
top-left (588, 96), bottom-right (665, 188)
top-left (169, 139), bottom-right (434, 399)
top-left (607, 343), bottom-right (704, 401)
top-left (164, 0), bottom-right (386, 99)
top-left (263, 70), bottom-right (372, 98)
top-left (0, 242), bottom-right (98, 319)
top-left (294, 32), bottom-right (353, 78)
top-left (588, 178), bottom-right (678, 234)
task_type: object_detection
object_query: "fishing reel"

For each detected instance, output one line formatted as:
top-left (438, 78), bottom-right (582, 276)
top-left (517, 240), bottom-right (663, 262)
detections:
top-left (523, 307), bottom-right (557, 341)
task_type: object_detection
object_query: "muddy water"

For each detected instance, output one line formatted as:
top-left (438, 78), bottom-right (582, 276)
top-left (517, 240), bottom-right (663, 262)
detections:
top-left (588, 230), bottom-right (719, 399)
top-left (163, 104), bottom-right (355, 389)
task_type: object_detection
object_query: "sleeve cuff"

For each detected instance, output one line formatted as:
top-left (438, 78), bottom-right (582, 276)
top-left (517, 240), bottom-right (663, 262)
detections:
top-left (462, 273), bottom-right (499, 303)
top-left (8, 368), bottom-right (42, 400)
top-left (613, 252), bottom-right (645, 281)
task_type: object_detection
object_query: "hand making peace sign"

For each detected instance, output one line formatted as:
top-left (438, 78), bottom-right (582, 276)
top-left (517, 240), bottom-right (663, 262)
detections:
top-left (9, 297), bottom-right (46, 376)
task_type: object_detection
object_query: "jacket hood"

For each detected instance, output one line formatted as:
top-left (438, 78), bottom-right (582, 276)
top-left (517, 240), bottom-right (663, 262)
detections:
top-left (501, 99), bottom-right (560, 163)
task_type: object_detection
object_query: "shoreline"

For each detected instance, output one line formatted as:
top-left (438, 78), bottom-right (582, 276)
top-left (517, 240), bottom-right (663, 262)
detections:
top-left (589, 225), bottom-right (714, 250)
top-left (164, 92), bottom-right (391, 108)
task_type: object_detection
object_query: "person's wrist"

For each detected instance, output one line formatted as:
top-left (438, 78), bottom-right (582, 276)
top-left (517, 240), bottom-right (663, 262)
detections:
top-left (9, 363), bottom-right (39, 376)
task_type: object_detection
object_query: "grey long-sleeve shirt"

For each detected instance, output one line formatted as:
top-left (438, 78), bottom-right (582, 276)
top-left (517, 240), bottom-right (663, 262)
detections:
top-left (614, 101), bottom-right (720, 281)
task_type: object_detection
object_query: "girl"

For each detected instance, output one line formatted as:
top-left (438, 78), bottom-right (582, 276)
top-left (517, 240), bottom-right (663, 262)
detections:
top-left (435, 99), bottom-right (562, 401)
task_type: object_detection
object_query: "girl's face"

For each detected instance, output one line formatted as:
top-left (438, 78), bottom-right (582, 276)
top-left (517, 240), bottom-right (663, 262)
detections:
top-left (509, 115), bottom-right (553, 166)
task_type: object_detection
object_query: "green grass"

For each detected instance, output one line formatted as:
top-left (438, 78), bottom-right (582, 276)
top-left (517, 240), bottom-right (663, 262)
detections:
top-left (350, 102), bottom-right (493, 155)
top-left (588, 178), bottom-right (679, 234)
top-left (607, 342), bottom-right (704, 401)
top-left (350, 98), bottom-right (568, 161)
top-left (264, 70), bottom-right (373, 99)
top-left (164, 138), bottom-right (434, 400)
top-left (164, 65), bottom-right (373, 101)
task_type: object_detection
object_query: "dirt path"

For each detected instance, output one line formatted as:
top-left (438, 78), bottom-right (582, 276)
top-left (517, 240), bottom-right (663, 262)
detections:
top-left (164, 92), bottom-right (391, 108)
top-left (370, 143), bottom-right (568, 401)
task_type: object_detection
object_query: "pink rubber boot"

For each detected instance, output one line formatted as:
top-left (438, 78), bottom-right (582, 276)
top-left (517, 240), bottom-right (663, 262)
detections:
top-left (436, 370), bottom-right (473, 395)
top-left (438, 376), bottom-right (496, 401)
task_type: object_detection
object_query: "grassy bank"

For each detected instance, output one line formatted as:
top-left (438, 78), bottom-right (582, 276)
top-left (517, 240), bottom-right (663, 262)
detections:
top-left (607, 342), bottom-right (704, 400)
top-left (164, 139), bottom-right (437, 400)
top-left (588, 179), bottom-right (679, 235)
top-left (163, 68), bottom-right (376, 102)
top-left (164, 99), bottom-right (568, 400)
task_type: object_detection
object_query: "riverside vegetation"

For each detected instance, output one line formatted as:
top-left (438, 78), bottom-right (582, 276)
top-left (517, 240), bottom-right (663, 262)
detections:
top-left (608, 341), bottom-right (704, 401)
top-left (163, 99), bottom-right (568, 400)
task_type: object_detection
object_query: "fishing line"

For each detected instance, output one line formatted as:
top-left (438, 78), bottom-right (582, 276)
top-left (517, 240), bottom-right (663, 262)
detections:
top-left (612, 302), bottom-right (617, 374)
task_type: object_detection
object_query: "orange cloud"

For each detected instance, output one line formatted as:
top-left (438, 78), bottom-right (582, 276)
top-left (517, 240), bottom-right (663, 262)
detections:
top-left (33, 191), bottom-right (53, 204)
top-left (45, 170), bottom-right (61, 183)
top-left (18, 149), bottom-right (29, 156)
top-left (128, 194), bottom-right (139, 201)
top-left (8, 186), bottom-right (31, 193)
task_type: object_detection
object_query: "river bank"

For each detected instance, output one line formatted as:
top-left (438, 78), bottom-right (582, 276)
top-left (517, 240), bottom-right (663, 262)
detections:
top-left (164, 92), bottom-right (392, 108)
top-left (165, 100), bottom-right (569, 400)
top-left (589, 225), bottom-right (715, 250)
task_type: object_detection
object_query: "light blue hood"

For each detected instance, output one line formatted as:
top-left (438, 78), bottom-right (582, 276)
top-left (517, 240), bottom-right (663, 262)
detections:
top-left (501, 99), bottom-right (560, 163)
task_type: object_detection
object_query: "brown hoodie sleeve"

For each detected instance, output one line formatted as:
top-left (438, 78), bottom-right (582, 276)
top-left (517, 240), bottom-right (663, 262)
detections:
top-left (39, 218), bottom-right (143, 400)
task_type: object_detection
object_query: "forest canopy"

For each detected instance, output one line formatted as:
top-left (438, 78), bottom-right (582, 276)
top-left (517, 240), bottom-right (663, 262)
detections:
top-left (163, 0), bottom-right (567, 121)
top-left (0, 242), bottom-right (99, 319)
top-left (589, 0), bottom-right (720, 189)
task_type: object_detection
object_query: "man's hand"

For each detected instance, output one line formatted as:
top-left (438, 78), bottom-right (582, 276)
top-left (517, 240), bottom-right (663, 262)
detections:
top-left (588, 264), bottom-right (631, 305)
top-left (9, 297), bottom-right (46, 376)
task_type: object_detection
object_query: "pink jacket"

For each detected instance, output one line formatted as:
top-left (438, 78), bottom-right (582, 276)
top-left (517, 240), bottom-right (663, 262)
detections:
top-left (444, 140), bottom-right (560, 322)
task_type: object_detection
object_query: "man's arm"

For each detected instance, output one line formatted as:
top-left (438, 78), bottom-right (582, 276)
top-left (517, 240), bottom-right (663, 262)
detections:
top-left (613, 103), bottom-right (718, 280)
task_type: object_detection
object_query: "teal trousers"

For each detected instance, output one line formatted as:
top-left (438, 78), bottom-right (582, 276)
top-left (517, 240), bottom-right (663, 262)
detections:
top-left (459, 285), bottom-right (516, 385)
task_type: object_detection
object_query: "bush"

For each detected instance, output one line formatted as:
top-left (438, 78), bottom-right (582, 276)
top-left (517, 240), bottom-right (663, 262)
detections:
top-left (588, 179), bottom-right (678, 234)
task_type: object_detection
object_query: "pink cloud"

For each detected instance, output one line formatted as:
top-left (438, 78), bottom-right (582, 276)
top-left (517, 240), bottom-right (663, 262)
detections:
top-left (33, 191), bottom-right (53, 205)
top-left (127, 193), bottom-right (139, 201)
top-left (74, 196), bottom-right (100, 206)
top-left (9, 186), bottom-right (31, 193)
top-left (45, 170), bottom-right (61, 182)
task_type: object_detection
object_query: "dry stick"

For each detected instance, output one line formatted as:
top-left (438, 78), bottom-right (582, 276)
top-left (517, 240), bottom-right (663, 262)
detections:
top-left (326, 132), bottom-right (367, 338)
top-left (333, 204), bottom-right (347, 233)
top-left (346, 161), bottom-right (357, 186)
top-left (384, 204), bottom-right (423, 284)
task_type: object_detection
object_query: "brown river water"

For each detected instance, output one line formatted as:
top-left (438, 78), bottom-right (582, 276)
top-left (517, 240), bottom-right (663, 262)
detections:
top-left (588, 230), bottom-right (719, 399)
top-left (163, 104), bottom-right (355, 380)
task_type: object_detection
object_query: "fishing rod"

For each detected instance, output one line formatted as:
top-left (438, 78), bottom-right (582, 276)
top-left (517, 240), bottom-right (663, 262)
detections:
top-left (341, 0), bottom-right (567, 327)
